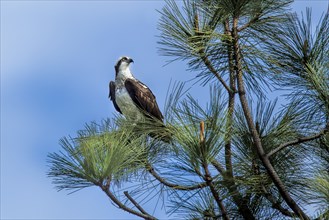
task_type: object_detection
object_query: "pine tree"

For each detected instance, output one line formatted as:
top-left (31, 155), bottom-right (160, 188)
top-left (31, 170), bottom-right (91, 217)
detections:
top-left (48, 1), bottom-right (329, 219)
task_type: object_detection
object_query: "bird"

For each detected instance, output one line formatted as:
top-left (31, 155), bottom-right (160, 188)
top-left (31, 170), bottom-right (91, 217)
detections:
top-left (109, 56), bottom-right (164, 123)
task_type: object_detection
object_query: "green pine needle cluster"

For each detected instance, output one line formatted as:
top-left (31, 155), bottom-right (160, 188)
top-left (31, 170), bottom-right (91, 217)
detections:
top-left (48, 120), bottom-right (148, 192)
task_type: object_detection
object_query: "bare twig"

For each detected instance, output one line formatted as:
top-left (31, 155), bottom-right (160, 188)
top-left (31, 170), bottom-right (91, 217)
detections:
top-left (267, 128), bottom-right (328, 158)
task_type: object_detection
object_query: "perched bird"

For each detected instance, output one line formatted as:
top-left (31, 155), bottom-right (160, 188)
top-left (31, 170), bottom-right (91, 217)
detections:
top-left (109, 56), bottom-right (164, 123)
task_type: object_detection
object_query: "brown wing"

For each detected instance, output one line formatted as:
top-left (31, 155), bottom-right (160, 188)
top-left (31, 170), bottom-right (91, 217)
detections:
top-left (109, 81), bottom-right (122, 114)
top-left (125, 78), bottom-right (164, 121)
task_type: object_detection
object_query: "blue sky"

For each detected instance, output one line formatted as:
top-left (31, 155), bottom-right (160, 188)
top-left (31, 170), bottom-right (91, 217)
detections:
top-left (1, 1), bottom-right (328, 219)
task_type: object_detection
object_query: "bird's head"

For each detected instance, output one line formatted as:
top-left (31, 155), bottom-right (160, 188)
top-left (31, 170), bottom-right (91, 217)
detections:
top-left (114, 56), bottom-right (134, 78)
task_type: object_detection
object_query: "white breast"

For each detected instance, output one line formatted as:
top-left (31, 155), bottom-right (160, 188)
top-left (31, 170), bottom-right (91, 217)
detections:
top-left (115, 86), bottom-right (144, 120)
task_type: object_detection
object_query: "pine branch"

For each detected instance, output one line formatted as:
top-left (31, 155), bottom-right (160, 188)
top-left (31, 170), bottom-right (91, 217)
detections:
top-left (200, 54), bottom-right (232, 93)
top-left (224, 18), bottom-right (236, 178)
top-left (205, 26), bottom-right (256, 216)
top-left (267, 125), bottom-right (329, 158)
top-left (238, 13), bottom-right (262, 32)
top-left (100, 185), bottom-right (157, 220)
top-left (220, 168), bottom-right (255, 219)
top-left (193, 13), bottom-right (232, 94)
top-left (124, 191), bottom-right (150, 216)
top-left (232, 15), bottom-right (310, 220)
top-left (199, 121), bottom-right (229, 220)
top-left (202, 161), bottom-right (229, 220)
top-left (222, 19), bottom-right (256, 219)
top-left (211, 159), bottom-right (225, 174)
top-left (146, 164), bottom-right (208, 191)
top-left (260, 185), bottom-right (296, 217)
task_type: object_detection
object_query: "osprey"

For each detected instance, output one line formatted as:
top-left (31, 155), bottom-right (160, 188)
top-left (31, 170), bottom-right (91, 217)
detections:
top-left (109, 56), bottom-right (164, 122)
